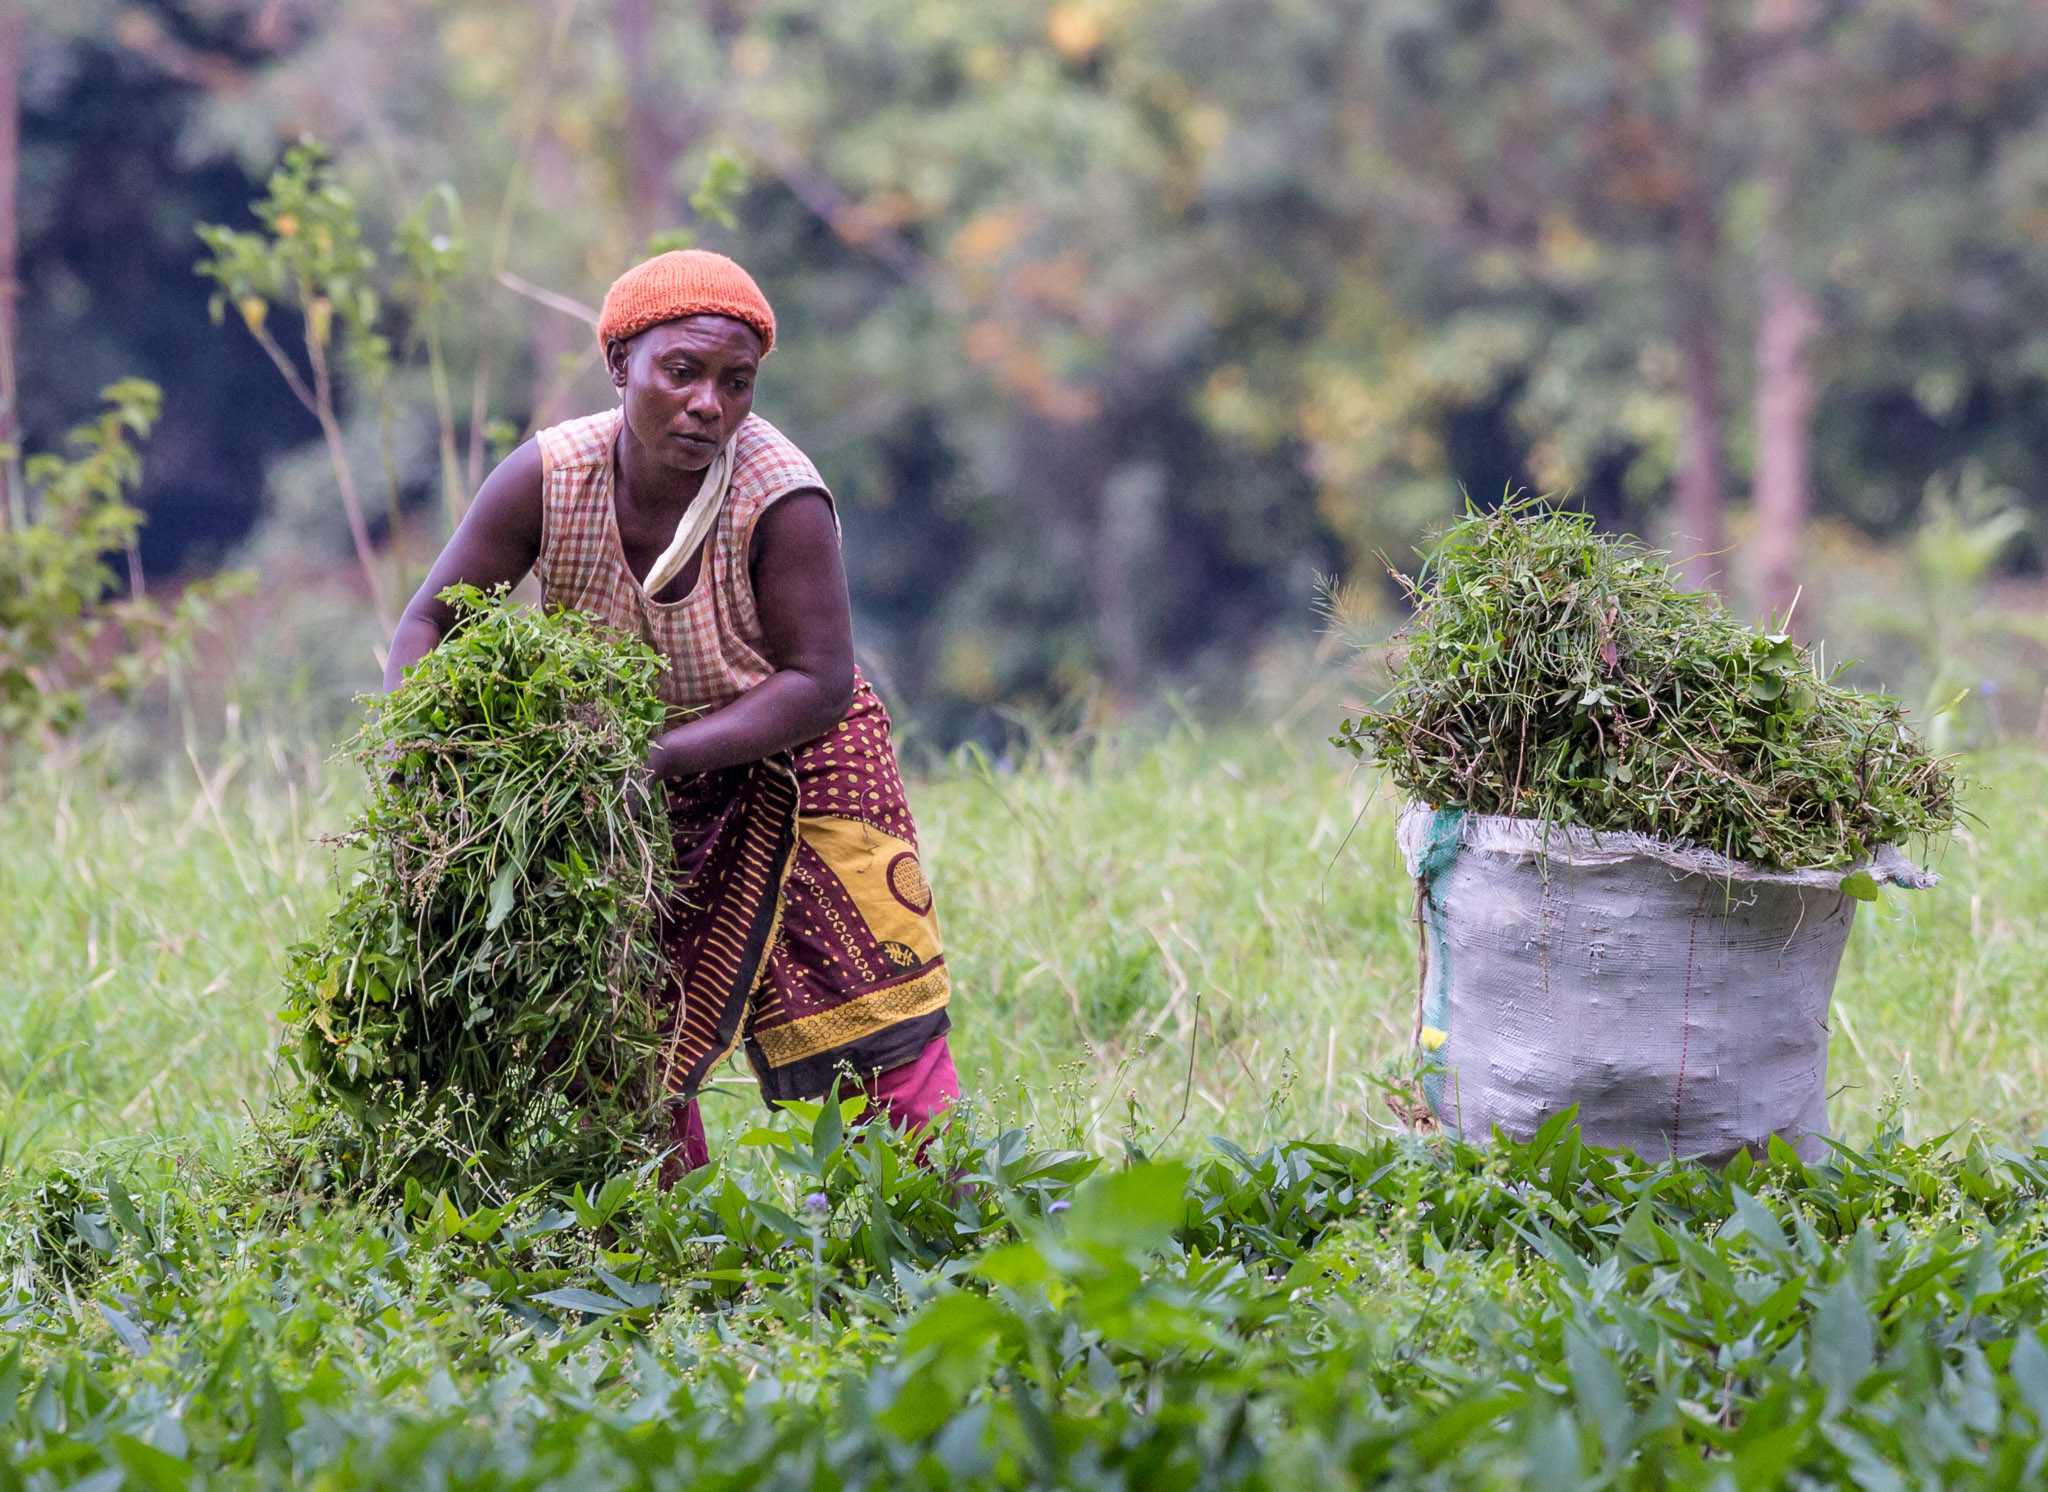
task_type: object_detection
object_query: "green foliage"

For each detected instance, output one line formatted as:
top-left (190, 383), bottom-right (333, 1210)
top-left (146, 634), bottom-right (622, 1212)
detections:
top-left (394, 181), bottom-right (471, 527)
top-left (11, 1105), bottom-right (2048, 1488)
top-left (6, 718), bottom-right (2048, 1485)
top-left (641, 148), bottom-right (751, 256)
top-left (1336, 502), bottom-right (1958, 868)
top-left (688, 147), bottom-right (749, 231)
top-left (195, 139), bottom-right (386, 384)
top-left (1858, 469), bottom-right (2036, 754)
top-left (0, 379), bottom-right (244, 742)
top-left (392, 182), bottom-right (466, 315)
top-left (7, 723), bottom-right (2046, 1174)
top-left (279, 588), bottom-right (676, 1201)
top-left (196, 138), bottom-right (416, 632)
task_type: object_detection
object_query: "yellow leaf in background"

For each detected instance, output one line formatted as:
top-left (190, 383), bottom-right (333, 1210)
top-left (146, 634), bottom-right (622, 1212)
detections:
top-left (236, 297), bottom-right (268, 335)
top-left (733, 35), bottom-right (773, 80)
top-left (307, 297), bottom-right (333, 348)
top-left (1184, 106), bottom-right (1230, 155)
top-left (553, 103), bottom-right (594, 153)
top-left (939, 631), bottom-right (999, 703)
top-left (955, 210), bottom-right (1024, 263)
top-left (964, 44), bottom-right (1007, 84)
top-left (1538, 211), bottom-right (1599, 281)
top-left (1047, 4), bottom-right (1102, 61)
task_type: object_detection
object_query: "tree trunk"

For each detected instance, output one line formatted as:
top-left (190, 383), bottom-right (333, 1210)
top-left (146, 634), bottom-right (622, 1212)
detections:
top-left (1749, 0), bottom-right (1820, 625)
top-left (0, 0), bottom-right (21, 532)
top-left (526, 129), bottom-right (582, 429)
top-left (1671, 191), bottom-right (1728, 594)
top-left (1091, 460), bottom-right (1164, 699)
top-left (1750, 206), bottom-right (1820, 624)
top-left (1669, 0), bottom-right (1726, 594)
top-left (617, 0), bottom-right (671, 240)
top-left (1011, 400), bottom-right (1158, 703)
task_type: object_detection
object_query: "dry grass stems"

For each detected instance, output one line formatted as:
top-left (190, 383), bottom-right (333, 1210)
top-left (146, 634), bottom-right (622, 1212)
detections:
top-left (1336, 502), bottom-right (1956, 869)
top-left (278, 587), bottom-right (676, 1199)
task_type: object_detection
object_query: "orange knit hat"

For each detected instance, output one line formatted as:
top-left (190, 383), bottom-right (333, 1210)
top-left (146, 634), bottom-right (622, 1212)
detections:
top-left (596, 249), bottom-right (776, 355)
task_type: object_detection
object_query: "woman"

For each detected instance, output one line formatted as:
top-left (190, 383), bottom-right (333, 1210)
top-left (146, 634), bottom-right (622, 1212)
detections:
top-left (385, 249), bottom-right (958, 1175)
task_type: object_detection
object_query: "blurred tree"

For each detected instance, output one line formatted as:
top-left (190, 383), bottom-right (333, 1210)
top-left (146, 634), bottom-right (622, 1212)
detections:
top-left (45, 0), bottom-right (2045, 732)
top-left (0, 0), bottom-right (130, 527)
top-left (1242, 0), bottom-right (1740, 586)
top-left (220, 0), bottom-right (1332, 716)
top-left (709, 0), bottom-right (1338, 705)
top-left (0, 378), bottom-right (247, 742)
top-left (1210, 0), bottom-right (2048, 615)
top-left (7, 1), bottom-right (316, 578)
top-left (1762, 0), bottom-right (2048, 612)
top-left (198, 141), bottom-right (399, 635)
top-left (0, 0), bottom-right (23, 527)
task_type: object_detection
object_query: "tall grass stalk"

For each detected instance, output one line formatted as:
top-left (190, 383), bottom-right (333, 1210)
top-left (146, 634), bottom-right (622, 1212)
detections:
top-left (0, 732), bottom-right (342, 1168)
top-left (4, 725), bottom-right (2045, 1171)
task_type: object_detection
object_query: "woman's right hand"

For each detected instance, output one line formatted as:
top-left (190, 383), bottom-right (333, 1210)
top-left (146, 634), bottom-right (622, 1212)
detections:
top-left (381, 439), bottom-right (547, 692)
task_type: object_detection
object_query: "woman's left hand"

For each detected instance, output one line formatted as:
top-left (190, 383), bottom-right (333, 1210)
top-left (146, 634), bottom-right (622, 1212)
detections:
top-left (644, 489), bottom-right (854, 779)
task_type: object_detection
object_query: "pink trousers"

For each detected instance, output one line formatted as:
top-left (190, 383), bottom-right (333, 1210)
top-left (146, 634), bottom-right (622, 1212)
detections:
top-left (668, 1035), bottom-right (960, 1177)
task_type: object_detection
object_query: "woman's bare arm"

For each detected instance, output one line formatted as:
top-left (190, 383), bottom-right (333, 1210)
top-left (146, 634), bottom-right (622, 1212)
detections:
top-left (384, 450), bottom-right (851, 773)
top-left (382, 440), bottom-right (546, 691)
top-left (646, 490), bottom-right (855, 778)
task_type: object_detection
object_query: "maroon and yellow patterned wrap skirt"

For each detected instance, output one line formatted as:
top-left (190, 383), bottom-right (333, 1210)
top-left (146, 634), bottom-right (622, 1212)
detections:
top-left (655, 674), bottom-right (951, 1108)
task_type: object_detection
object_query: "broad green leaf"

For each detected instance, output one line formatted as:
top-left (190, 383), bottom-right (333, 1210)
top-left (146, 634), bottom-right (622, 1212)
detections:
top-left (71, 1209), bottom-right (116, 1255)
top-left (1563, 1328), bottom-right (1631, 1464)
top-left (110, 1434), bottom-right (192, 1492)
top-left (531, 1287), bottom-right (628, 1317)
top-left (1809, 1279), bottom-right (1874, 1401)
top-left (2009, 1331), bottom-right (2048, 1428)
top-left (812, 1091), bottom-right (844, 1160)
top-left (485, 858), bottom-right (519, 931)
top-left (106, 1177), bottom-right (147, 1241)
top-left (977, 1241), bottom-right (1051, 1288)
top-left (1724, 1186), bottom-right (1790, 1256)
top-left (99, 1303), bottom-right (152, 1355)
top-left (594, 1269), bottom-right (662, 1309)
top-left (1061, 1162), bottom-right (1190, 1255)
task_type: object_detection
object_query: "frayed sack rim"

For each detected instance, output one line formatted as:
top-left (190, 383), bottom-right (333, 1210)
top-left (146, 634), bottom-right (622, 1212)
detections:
top-left (1396, 803), bottom-right (1938, 892)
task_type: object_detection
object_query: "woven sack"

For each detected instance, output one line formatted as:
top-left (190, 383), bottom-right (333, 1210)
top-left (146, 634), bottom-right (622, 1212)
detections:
top-left (1396, 804), bottom-right (1935, 1163)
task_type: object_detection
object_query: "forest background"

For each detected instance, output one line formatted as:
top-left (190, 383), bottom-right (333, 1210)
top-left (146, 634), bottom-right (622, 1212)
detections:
top-left (14, 14), bottom-right (2048, 1482)
top-left (11, 0), bottom-right (2048, 750)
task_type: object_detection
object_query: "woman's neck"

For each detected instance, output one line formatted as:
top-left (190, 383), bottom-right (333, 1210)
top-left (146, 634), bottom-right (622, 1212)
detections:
top-left (614, 416), bottom-right (711, 517)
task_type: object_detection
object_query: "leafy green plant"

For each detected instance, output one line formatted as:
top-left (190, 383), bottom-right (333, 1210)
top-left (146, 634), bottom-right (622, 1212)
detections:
top-left (0, 379), bottom-right (245, 745)
top-left (197, 140), bottom-right (398, 636)
top-left (642, 146), bottom-right (751, 257)
top-left (1849, 466), bottom-right (2036, 752)
top-left (394, 183), bottom-right (469, 532)
top-left (1336, 501), bottom-right (1957, 868)
top-left (11, 1107), bottom-right (2048, 1489)
top-left (278, 587), bottom-right (676, 1201)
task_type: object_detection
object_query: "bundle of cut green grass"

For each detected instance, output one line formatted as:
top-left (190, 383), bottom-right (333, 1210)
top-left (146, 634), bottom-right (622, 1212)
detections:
top-left (1335, 501), bottom-right (1956, 869)
top-left (279, 586), bottom-right (675, 1199)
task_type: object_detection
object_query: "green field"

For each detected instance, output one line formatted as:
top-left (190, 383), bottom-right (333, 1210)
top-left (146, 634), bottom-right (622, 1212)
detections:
top-left (6, 730), bottom-right (2046, 1164)
top-left (5, 733), bottom-right (2048, 1486)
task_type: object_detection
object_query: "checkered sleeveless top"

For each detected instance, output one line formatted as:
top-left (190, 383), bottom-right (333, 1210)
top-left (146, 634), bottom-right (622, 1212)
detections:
top-left (534, 408), bottom-right (831, 717)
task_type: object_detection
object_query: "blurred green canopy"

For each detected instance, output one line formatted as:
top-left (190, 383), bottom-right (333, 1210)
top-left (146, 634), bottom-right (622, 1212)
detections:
top-left (16, 0), bottom-right (2048, 736)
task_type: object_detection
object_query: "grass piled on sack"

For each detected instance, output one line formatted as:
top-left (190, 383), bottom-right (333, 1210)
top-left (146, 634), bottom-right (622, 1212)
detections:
top-left (1334, 500), bottom-right (1957, 869)
top-left (278, 585), bottom-right (676, 1200)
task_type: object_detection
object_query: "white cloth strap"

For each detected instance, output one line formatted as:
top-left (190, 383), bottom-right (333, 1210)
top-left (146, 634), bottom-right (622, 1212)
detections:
top-left (638, 440), bottom-right (734, 599)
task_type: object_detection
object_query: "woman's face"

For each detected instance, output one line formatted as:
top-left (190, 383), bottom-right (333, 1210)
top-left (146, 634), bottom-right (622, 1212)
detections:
top-left (607, 314), bottom-right (762, 472)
